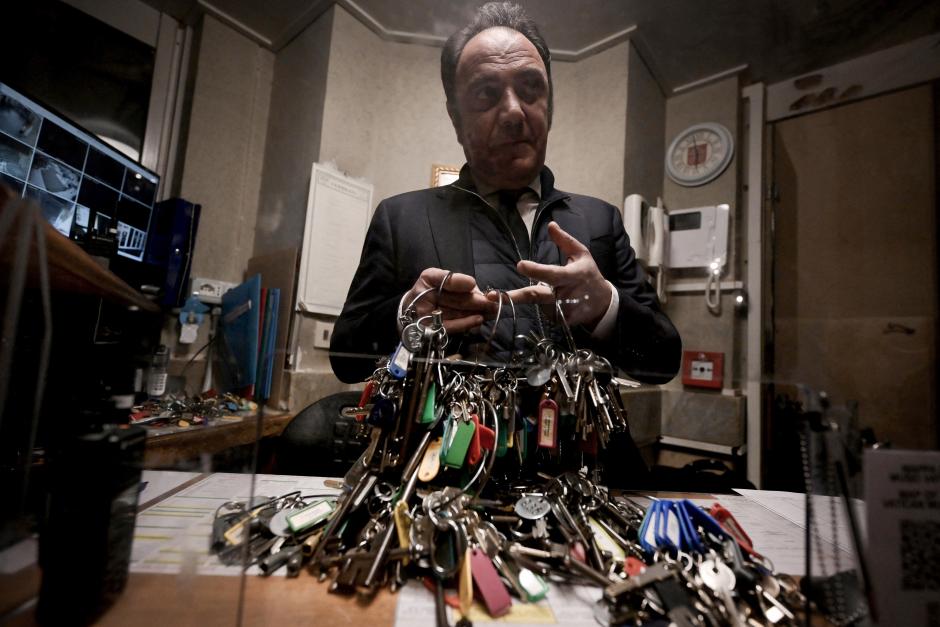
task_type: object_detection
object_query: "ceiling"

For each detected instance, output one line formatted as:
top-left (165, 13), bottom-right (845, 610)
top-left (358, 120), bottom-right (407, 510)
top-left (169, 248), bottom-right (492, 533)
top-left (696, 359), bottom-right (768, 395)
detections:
top-left (143, 0), bottom-right (940, 92)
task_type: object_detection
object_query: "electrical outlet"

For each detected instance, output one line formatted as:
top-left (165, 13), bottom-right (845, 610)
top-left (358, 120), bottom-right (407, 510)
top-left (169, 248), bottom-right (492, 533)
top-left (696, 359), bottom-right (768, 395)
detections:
top-left (313, 320), bottom-right (334, 349)
top-left (191, 277), bottom-right (236, 304)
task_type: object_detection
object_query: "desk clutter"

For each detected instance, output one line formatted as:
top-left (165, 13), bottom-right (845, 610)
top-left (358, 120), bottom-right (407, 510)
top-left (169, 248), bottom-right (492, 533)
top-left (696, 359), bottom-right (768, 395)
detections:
top-left (211, 476), bottom-right (804, 626)
top-left (206, 305), bottom-right (809, 626)
top-left (129, 391), bottom-right (258, 429)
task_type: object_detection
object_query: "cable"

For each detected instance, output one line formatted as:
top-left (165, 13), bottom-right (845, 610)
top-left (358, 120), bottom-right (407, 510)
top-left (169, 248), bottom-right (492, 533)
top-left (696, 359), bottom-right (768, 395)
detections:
top-left (705, 264), bottom-right (721, 314)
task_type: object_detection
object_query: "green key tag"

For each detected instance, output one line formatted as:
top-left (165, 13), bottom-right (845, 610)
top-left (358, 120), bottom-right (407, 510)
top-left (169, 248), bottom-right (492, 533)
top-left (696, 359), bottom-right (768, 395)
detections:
top-left (442, 418), bottom-right (476, 469)
top-left (286, 499), bottom-right (335, 534)
top-left (421, 382), bottom-right (437, 424)
top-left (495, 413), bottom-right (508, 458)
top-left (518, 567), bottom-right (549, 602)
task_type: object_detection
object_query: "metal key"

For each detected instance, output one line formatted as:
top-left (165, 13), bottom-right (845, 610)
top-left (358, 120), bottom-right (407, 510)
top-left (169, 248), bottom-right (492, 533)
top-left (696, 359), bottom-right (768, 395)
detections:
top-left (698, 558), bottom-right (743, 627)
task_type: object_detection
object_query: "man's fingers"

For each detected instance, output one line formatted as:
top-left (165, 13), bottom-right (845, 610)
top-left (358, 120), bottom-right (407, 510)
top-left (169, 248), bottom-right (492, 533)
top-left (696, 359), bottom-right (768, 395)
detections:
top-left (443, 315), bottom-right (484, 334)
top-left (419, 268), bottom-right (478, 293)
top-left (516, 259), bottom-right (570, 285)
top-left (546, 221), bottom-right (589, 260)
top-left (499, 284), bottom-right (555, 305)
top-left (437, 291), bottom-right (496, 312)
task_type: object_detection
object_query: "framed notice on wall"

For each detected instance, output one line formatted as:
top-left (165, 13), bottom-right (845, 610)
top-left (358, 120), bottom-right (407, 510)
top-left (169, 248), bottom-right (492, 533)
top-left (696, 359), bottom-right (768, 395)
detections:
top-left (296, 163), bottom-right (373, 315)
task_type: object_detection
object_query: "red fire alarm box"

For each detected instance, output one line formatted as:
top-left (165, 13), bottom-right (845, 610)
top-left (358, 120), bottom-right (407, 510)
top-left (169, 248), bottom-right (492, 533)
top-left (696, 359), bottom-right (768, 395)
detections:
top-left (681, 350), bottom-right (724, 389)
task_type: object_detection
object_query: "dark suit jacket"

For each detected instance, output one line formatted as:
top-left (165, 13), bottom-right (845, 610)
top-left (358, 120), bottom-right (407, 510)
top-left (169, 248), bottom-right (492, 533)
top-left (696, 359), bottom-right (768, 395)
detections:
top-left (330, 166), bottom-right (680, 384)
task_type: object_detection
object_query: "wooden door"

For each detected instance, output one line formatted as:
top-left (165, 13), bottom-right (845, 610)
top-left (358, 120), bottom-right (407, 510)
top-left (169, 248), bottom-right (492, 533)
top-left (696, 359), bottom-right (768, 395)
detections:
top-left (771, 85), bottom-right (937, 452)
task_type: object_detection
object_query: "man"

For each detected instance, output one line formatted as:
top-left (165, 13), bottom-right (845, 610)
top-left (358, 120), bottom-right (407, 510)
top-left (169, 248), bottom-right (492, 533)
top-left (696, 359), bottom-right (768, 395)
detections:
top-left (330, 2), bottom-right (680, 387)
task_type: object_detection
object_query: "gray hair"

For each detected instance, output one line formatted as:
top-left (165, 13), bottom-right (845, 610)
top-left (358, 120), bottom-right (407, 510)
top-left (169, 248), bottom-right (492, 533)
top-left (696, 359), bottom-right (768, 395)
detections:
top-left (441, 2), bottom-right (553, 125)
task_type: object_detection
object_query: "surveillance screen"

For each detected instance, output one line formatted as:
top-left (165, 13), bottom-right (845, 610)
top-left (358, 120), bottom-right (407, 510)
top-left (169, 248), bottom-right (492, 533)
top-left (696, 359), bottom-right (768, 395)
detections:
top-left (0, 82), bottom-right (159, 261)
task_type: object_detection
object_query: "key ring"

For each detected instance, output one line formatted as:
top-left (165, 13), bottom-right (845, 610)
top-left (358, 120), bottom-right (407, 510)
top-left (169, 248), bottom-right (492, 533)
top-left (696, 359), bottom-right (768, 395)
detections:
top-left (479, 288), bottom-right (504, 358)
top-left (437, 270), bottom-right (454, 298)
top-left (430, 517), bottom-right (466, 579)
top-left (403, 287), bottom-right (436, 325)
top-left (553, 293), bottom-right (577, 352)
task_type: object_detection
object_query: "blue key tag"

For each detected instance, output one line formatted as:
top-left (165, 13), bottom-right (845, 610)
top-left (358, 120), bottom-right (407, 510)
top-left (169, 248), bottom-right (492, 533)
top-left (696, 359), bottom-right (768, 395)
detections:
top-left (680, 499), bottom-right (729, 541)
top-left (367, 397), bottom-right (396, 429)
top-left (639, 500), bottom-right (662, 555)
top-left (388, 342), bottom-right (412, 379)
top-left (649, 500), bottom-right (683, 553)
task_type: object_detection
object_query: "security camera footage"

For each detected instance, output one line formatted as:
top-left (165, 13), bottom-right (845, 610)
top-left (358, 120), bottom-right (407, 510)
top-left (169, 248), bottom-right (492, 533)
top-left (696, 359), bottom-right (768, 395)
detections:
top-left (0, 83), bottom-right (158, 261)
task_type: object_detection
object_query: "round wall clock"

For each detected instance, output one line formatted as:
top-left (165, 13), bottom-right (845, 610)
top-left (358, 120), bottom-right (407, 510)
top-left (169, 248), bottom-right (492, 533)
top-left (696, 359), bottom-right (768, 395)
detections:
top-left (665, 122), bottom-right (734, 187)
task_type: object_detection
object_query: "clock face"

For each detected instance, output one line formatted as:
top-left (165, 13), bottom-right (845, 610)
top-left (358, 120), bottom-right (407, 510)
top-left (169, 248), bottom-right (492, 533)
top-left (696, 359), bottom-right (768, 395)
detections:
top-left (666, 123), bottom-right (734, 187)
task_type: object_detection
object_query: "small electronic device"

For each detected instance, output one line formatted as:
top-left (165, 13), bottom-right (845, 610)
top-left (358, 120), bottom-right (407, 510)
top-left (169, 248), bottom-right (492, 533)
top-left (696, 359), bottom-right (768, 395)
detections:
top-left (667, 204), bottom-right (730, 270)
top-left (622, 194), bottom-right (667, 269)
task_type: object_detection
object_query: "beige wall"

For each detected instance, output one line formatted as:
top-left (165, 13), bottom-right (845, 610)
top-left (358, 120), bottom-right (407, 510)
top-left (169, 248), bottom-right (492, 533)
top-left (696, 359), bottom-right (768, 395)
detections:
top-left (547, 42), bottom-right (628, 207)
top-left (253, 8), bottom-right (333, 255)
top-left (182, 15), bottom-right (273, 284)
top-left (318, 7), bottom-right (465, 210)
top-left (660, 76), bottom-right (742, 391)
top-left (622, 42), bottom-right (665, 202)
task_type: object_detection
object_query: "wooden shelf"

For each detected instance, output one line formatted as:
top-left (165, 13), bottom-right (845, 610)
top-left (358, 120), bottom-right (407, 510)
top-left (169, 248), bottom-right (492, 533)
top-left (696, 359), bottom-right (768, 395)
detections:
top-left (0, 185), bottom-right (160, 313)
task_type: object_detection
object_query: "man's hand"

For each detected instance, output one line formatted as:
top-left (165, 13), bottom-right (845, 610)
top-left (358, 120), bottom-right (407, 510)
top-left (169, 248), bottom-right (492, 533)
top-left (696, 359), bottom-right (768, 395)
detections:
top-left (489, 221), bottom-right (611, 330)
top-left (403, 268), bottom-right (495, 333)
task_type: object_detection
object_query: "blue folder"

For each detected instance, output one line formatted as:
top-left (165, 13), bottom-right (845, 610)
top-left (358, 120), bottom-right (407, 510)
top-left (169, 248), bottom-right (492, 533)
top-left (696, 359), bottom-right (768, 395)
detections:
top-left (221, 274), bottom-right (261, 392)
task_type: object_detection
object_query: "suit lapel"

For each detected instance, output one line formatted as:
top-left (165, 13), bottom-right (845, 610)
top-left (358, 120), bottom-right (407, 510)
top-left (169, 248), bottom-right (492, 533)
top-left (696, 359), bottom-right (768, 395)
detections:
top-left (540, 200), bottom-right (586, 266)
top-left (427, 187), bottom-right (475, 276)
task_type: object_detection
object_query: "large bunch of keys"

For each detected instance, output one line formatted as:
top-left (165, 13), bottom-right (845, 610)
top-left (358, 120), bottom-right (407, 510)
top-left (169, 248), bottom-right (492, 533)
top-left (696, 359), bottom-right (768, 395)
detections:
top-left (209, 285), bottom-right (804, 625)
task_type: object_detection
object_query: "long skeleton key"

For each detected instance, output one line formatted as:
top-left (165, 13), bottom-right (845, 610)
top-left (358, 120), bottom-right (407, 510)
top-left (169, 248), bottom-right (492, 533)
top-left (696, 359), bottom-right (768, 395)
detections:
top-left (310, 470), bottom-right (375, 570)
top-left (361, 429), bottom-right (435, 589)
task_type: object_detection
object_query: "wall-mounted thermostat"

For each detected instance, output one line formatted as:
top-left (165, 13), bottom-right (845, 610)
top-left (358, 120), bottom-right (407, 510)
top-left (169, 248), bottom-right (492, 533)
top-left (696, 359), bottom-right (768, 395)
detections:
top-left (681, 350), bottom-right (724, 389)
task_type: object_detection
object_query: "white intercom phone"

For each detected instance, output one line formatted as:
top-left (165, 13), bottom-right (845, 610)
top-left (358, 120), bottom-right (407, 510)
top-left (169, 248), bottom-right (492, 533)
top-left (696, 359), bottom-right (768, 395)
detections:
top-left (622, 194), bottom-right (667, 269)
top-left (666, 204), bottom-right (730, 269)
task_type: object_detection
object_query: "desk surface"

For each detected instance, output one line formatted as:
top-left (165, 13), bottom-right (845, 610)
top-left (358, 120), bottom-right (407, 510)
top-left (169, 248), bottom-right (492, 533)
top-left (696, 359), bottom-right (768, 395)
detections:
top-left (1, 471), bottom-right (861, 626)
top-left (143, 411), bottom-right (293, 467)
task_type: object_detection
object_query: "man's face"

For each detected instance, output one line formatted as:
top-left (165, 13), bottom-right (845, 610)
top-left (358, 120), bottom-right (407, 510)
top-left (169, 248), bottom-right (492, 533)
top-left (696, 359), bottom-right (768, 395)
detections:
top-left (450, 27), bottom-right (550, 190)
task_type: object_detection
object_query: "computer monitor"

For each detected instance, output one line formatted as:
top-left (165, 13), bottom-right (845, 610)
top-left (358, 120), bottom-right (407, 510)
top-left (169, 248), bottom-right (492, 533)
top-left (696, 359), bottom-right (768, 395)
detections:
top-left (0, 82), bottom-right (160, 262)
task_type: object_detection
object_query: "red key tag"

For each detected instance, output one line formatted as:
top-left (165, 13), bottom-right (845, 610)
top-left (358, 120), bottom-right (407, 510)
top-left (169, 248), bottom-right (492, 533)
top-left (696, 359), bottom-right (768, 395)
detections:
top-left (470, 548), bottom-right (512, 617)
top-left (579, 428), bottom-right (598, 455)
top-left (709, 503), bottom-right (760, 557)
top-left (467, 414), bottom-right (482, 466)
top-left (537, 398), bottom-right (558, 449)
top-left (477, 418), bottom-right (495, 450)
top-left (624, 556), bottom-right (647, 577)
top-left (353, 380), bottom-right (375, 422)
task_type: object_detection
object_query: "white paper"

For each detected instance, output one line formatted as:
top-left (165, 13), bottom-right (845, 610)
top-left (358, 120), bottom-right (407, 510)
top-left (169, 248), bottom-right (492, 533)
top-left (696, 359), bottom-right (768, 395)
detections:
top-left (864, 448), bottom-right (940, 626)
top-left (296, 163), bottom-right (373, 315)
top-left (130, 473), bottom-right (340, 576)
top-left (733, 488), bottom-right (867, 554)
top-left (139, 470), bottom-right (202, 506)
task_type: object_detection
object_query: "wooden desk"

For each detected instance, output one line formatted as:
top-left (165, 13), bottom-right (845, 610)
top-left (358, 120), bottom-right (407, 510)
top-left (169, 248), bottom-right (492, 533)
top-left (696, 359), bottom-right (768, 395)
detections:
top-left (0, 473), bottom-right (832, 626)
top-left (143, 411), bottom-right (293, 467)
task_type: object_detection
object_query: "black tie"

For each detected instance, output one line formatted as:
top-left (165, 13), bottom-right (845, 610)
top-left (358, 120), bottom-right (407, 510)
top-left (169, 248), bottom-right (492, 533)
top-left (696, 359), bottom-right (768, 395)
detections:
top-left (498, 188), bottom-right (530, 259)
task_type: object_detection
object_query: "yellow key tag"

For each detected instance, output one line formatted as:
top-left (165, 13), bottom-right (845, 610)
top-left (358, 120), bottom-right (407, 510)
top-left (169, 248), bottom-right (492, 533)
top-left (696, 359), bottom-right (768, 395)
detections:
top-left (459, 547), bottom-right (473, 618)
top-left (418, 437), bottom-right (443, 481)
top-left (393, 500), bottom-right (411, 565)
